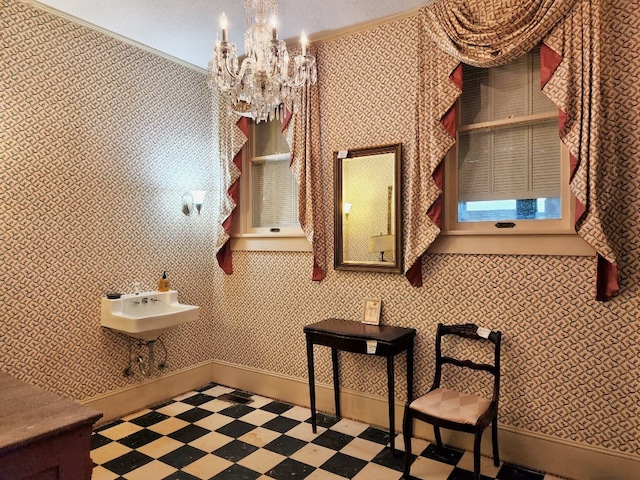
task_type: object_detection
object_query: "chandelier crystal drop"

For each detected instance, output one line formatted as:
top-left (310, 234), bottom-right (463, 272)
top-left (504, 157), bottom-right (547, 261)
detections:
top-left (208, 0), bottom-right (317, 123)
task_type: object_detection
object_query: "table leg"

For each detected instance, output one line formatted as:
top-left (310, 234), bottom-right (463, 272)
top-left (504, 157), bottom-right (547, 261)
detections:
top-left (407, 339), bottom-right (414, 402)
top-left (387, 354), bottom-right (396, 456)
top-left (306, 335), bottom-right (317, 433)
top-left (331, 347), bottom-right (340, 418)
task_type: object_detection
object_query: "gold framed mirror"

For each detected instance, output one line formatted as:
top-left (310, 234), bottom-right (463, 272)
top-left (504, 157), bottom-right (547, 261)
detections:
top-left (334, 144), bottom-right (402, 273)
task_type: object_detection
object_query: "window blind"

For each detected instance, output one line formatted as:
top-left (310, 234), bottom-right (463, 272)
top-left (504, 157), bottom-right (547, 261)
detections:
top-left (250, 118), bottom-right (299, 229)
top-left (251, 159), bottom-right (298, 227)
top-left (458, 47), bottom-right (560, 203)
top-left (253, 118), bottom-right (290, 158)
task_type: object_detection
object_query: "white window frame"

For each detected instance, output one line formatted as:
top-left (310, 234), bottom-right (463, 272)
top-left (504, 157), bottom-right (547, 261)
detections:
top-left (429, 54), bottom-right (593, 257)
top-left (230, 119), bottom-right (311, 252)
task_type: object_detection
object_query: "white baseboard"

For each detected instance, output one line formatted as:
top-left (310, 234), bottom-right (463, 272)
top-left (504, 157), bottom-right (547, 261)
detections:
top-left (80, 360), bottom-right (215, 425)
top-left (81, 360), bottom-right (639, 480)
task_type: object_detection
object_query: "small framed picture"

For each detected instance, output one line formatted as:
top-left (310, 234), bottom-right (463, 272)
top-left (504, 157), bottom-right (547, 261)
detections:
top-left (362, 298), bottom-right (381, 325)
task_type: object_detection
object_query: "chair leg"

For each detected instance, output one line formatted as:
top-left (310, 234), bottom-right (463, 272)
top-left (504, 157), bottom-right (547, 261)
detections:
top-left (434, 425), bottom-right (443, 449)
top-left (473, 431), bottom-right (483, 480)
top-left (492, 415), bottom-right (500, 466)
top-left (402, 406), bottom-right (413, 478)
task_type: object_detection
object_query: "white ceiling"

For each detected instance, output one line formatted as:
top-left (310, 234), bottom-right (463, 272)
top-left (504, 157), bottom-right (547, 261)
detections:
top-left (30, 0), bottom-right (430, 70)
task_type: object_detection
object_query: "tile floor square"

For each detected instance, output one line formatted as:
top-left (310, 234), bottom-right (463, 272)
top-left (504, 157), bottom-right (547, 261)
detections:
top-left (290, 443), bottom-right (339, 468)
top-left (261, 415), bottom-right (301, 433)
top-left (312, 429), bottom-right (355, 450)
top-left (102, 451), bottom-right (154, 476)
top-left (181, 393), bottom-right (215, 406)
top-left (340, 436), bottom-right (386, 461)
top-left (239, 426), bottom-right (283, 448)
top-left (219, 403), bottom-right (255, 418)
top-left (211, 463), bottom-right (262, 480)
top-left (237, 448), bottom-right (287, 473)
top-left (180, 453), bottom-right (233, 479)
top-left (119, 428), bottom-right (163, 449)
top-left (175, 407), bottom-right (214, 423)
top-left (168, 424), bottom-right (210, 444)
top-left (216, 419), bottom-right (259, 438)
top-left (130, 410), bottom-right (170, 428)
top-left (261, 401), bottom-right (293, 415)
top-left (137, 436), bottom-right (186, 459)
top-left (213, 438), bottom-right (259, 463)
top-left (320, 451), bottom-right (368, 478)
top-left (122, 459), bottom-right (177, 480)
top-left (266, 457), bottom-right (316, 480)
top-left (158, 444), bottom-right (207, 469)
top-left (263, 434), bottom-right (307, 456)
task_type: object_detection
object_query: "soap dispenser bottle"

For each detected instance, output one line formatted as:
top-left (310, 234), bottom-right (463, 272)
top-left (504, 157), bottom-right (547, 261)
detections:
top-left (158, 271), bottom-right (170, 292)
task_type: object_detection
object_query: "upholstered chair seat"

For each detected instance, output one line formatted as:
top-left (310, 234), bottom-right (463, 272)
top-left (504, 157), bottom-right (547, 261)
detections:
top-left (409, 387), bottom-right (491, 426)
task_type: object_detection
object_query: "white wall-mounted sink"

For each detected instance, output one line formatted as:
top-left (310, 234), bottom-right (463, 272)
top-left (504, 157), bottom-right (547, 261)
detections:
top-left (101, 290), bottom-right (199, 341)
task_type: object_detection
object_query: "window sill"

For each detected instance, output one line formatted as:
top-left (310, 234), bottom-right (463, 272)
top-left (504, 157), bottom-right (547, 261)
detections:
top-left (428, 231), bottom-right (594, 256)
top-left (231, 234), bottom-right (312, 252)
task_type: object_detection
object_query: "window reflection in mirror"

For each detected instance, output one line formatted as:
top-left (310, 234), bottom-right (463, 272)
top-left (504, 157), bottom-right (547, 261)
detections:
top-left (334, 144), bottom-right (402, 273)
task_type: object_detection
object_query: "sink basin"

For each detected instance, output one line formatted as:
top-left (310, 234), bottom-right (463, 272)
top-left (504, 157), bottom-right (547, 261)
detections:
top-left (101, 290), bottom-right (199, 340)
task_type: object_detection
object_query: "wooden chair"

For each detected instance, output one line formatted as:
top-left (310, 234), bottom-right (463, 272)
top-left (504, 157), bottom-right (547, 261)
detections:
top-left (402, 323), bottom-right (502, 480)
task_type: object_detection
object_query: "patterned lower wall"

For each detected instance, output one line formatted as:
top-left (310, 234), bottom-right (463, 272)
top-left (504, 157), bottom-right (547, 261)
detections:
top-left (2, 0), bottom-right (218, 397)
top-left (2, 0), bottom-right (639, 463)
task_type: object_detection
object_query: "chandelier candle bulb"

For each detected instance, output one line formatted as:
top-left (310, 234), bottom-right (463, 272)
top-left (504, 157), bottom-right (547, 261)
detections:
top-left (220, 13), bottom-right (228, 42)
top-left (270, 16), bottom-right (277, 39)
top-left (301, 31), bottom-right (308, 56)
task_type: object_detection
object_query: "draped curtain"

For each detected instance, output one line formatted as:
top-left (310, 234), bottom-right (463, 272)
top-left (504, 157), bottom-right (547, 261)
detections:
top-left (213, 44), bottom-right (328, 280)
top-left (212, 88), bottom-right (248, 273)
top-left (410, 0), bottom-right (620, 300)
top-left (284, 44), bottom-right (328, 281)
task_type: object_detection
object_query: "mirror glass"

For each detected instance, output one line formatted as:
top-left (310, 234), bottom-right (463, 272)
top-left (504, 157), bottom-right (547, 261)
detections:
top-left (334, 144), bottom-right (402, 273)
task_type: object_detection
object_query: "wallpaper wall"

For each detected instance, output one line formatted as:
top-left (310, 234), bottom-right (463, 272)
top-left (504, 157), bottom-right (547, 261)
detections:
top-left (2, 0), bottom-right (218, 397)
top-left (211, 9), bottom-right (640, 460)
top-left (2, 0), bottom-right (639, 467)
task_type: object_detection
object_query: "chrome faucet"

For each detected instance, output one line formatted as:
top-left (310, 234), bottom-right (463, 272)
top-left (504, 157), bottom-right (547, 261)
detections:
top-left (142, 297), bottom-right (149, 304)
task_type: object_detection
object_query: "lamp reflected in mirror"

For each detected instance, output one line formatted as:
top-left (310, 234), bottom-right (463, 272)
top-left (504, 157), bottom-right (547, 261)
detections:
top-left (369, 234), bottom-right (394, 262)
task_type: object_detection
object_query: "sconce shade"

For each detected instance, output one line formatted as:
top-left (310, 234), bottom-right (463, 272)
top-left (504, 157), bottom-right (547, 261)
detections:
top-left (343, 202), bottom-right (352, 215)
top-left (182, 190), bottom-right (206, 216)
top-left (192, 190), bottom-right (206, 214)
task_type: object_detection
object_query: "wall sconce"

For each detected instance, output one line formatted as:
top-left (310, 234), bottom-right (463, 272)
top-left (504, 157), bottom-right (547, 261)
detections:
top-left (182, 190), bottom-right (206, 216)
top-left (343, 202), bottom-right (352, 219)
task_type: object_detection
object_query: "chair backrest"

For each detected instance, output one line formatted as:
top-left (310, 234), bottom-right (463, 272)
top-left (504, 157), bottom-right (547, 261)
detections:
top-left (432, 323), bottom-right (502, 402)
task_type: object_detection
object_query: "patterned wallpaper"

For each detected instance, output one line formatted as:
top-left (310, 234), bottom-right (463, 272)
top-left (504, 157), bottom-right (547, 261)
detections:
top-left (2, 0), bottom-right (639, 463)
top-left (2, 0), bottom-right (218, 397)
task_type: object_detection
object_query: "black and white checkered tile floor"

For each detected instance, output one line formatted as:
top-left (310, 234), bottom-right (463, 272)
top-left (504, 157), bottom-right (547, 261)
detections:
top-left (91, 383), bottom-right (561, 480)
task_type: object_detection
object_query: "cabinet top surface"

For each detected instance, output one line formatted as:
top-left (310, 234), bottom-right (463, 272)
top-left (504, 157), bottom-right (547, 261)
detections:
top-left (0, 373), bottom-right (102, 454)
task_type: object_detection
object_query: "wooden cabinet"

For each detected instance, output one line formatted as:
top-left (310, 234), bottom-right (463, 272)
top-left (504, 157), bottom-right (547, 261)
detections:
top-left (0, 374), bottom-right (102, 480)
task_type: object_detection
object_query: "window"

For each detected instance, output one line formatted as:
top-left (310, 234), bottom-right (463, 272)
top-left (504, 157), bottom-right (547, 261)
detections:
top-left (431, 47), bottom-right (593, 256)
top-left (231, 117), bottom-right (310, 252)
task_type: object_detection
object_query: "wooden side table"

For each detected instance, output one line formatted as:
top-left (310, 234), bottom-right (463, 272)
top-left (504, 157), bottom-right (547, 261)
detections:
top-left (304, 318), bottom-right (416, 456)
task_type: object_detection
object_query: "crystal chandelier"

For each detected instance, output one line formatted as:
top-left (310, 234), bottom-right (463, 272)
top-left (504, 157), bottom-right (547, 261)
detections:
top-left (208, 0), bottom-right (318, 123)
